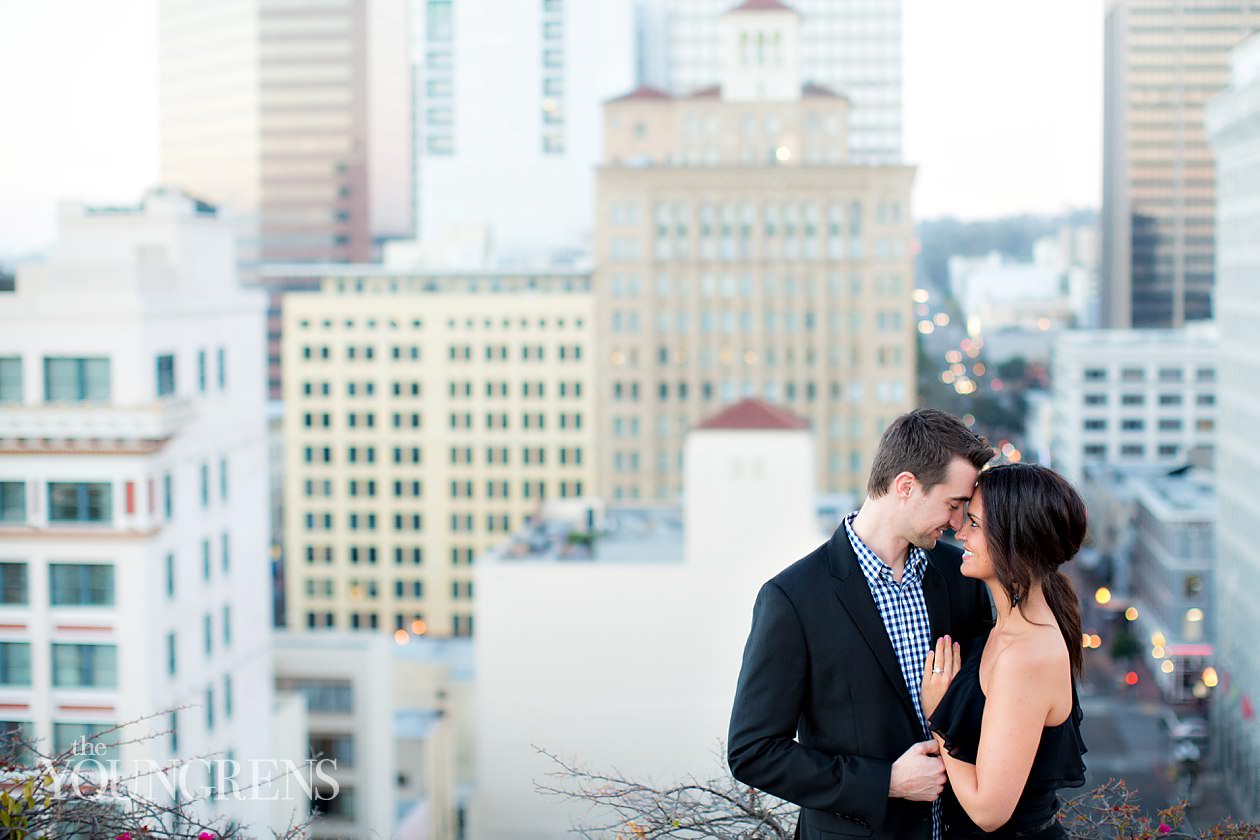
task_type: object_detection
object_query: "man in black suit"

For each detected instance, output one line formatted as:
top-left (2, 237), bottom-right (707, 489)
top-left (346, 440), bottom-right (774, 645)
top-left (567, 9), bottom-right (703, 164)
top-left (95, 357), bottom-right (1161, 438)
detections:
top-left (729, 409), bottom-right (994, 840)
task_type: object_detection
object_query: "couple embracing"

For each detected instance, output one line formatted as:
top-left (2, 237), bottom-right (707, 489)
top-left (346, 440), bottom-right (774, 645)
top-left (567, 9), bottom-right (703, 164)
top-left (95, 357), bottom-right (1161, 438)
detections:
top-left (729, 409), bottom-right (1087, 840)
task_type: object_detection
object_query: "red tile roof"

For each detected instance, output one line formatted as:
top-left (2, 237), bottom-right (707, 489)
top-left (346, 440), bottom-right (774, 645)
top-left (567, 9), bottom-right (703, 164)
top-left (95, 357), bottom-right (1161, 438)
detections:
top-left (728, 0), bottom-right (799, 13)
top-left (687, 85), bottom-right (722, 99)
top-left (607, 85), bottom-right (674, 103)
top-left (697, 398), bottom-right (811, 431)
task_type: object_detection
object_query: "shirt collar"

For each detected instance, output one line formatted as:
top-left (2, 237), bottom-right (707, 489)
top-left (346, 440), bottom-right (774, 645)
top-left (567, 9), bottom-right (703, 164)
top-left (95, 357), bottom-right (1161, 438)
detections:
top-left (843, 510), bottom-right (928, 585)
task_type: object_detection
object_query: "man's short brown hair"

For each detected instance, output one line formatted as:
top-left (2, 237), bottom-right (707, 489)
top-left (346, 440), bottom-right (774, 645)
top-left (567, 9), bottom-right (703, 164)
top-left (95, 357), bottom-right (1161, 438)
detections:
top-left (866, 408), bottom-right (992, 498)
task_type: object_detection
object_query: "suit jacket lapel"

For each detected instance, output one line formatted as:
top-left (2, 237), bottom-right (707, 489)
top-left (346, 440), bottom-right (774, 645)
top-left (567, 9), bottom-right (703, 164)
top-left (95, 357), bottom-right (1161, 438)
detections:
top-left (922, 551), bottom-right (952, 646)
top-left (829, 530), bottom-right (918, 724)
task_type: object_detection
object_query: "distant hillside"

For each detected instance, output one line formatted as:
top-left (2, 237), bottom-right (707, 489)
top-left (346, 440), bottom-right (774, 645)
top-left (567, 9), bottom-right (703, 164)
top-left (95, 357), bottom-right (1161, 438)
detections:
top-left (915, 210), bottom-right (1097, 292)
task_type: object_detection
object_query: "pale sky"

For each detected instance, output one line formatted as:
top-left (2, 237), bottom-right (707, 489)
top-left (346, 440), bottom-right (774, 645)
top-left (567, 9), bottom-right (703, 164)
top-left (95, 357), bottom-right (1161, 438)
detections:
top-left (0, 0), bottom-right (1101, 256)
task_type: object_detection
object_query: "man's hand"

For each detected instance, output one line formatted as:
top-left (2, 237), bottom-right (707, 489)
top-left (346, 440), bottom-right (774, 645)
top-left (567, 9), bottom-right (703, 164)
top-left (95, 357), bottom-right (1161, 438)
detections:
top-left (888, 740), bottom-right (946, 801)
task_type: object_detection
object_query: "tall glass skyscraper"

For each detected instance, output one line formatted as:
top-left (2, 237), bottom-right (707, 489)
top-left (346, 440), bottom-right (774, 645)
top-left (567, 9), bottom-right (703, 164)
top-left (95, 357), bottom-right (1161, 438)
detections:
top-left (1101, 0), bottom-right (1260, 328)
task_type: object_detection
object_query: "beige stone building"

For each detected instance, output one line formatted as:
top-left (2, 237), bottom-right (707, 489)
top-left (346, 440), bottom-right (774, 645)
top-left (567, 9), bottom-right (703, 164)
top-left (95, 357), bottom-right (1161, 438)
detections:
top-left (281, 269), bottom-right (596, 637)
top-left (594, 0), bottom-right (916, 500)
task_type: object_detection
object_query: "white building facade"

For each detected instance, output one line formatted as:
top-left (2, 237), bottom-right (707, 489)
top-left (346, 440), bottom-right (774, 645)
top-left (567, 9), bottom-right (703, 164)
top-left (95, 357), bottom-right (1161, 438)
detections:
top-left (0, 189), bottom-right (286, 832)
top-left (640, 0), bottom-right (903, 163)
top-left (1207, 32), bottom-right (1260, 822)
top-left (1049, 327), bottom-right (1219, 486)
top-left (471, 399), bottom-right (824, 839)
top-left (411, 0), bottom-right (637, 262)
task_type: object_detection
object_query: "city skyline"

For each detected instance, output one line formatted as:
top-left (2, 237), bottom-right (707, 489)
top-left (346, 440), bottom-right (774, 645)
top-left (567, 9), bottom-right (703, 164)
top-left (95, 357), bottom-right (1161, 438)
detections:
top-left (0, 0), bottom-right (1103, 255)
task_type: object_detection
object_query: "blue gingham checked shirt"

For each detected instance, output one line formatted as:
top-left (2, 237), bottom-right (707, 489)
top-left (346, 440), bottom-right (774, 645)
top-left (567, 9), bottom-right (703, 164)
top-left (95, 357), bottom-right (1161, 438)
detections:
top-left (843, 511), bottom-right (942, 840)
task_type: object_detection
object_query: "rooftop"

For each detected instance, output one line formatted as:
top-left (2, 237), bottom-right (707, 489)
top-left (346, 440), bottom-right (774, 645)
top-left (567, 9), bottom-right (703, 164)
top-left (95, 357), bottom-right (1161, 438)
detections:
top-left (728, 0), bottom-right (799, 13)
top-left (489, 505), bottom-right (686, 566)
top-left (696, 398), bottom-right (810, 431)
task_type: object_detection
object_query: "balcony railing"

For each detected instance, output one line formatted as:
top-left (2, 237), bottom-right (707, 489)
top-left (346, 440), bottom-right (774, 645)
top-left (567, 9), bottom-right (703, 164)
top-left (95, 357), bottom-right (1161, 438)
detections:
top-left (0, 400), bottom-right (193, 442)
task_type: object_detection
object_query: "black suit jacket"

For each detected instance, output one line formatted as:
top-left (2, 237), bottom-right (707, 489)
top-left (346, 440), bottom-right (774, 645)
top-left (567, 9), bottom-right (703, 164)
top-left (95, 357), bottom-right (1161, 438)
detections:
top-left (729, 525), bottom-right (993, 840)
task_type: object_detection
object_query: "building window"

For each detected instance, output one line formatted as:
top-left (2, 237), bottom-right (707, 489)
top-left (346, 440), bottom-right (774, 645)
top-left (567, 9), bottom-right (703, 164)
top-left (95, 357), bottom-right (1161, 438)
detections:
top-left (275, 679), bottom-right (352, 713)
top-left (197, 350), bottom-right (207, 392)
top-left (156, 354), bottom-right (176, 398)
top-left (165, 553), bottom-right (175, 598)
top-left (54, 723), bottom-right (116, 762)
top-left (1083, 419), bottom-right (1106, 432)
top-left (0, 564), bottom-right (27, 605)
top-left (217, 347), bottom-right (227, 389)
top-left (166, 632), bottom-right (177, 677)
top-left (310, 733), bottom-right (354, 768)
top-left (1083, 368), bottom-right (1106, 382)
top-left (47, 483), bottom-right (112, 524)
top-left (49, 564), bottom-right (114, 606)
top-left (0, 643), bottom-right (31, 686)
top-left (0, 482), bottom-right (26, 523)
top-left (1121, 419), bottom-right (1144, 432)
top-left (43, 357), bottom-right (110, 402)
top-left (51, 644), bottom-right (117, 688)
top-left (0, 358), bottom-right (21, 403)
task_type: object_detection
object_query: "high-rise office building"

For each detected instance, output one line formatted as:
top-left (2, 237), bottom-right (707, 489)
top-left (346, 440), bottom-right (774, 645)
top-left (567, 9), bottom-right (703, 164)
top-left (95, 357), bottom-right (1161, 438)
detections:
top-left (411, 0), bottom-right (637, 261)
top-left (594, 1), bottom-right (915, 500)
top-left (1101, 0), bottom-right (1260, 328)
top-left (640, 0), bottom-right (903, 163)
top-left (281, 268), bottom-right (597, 637)
top-left (1206, 32), bottom-right (1260, 821)
top-left (160, 0), bottom-right (413, 267)
top-left (0, 189), bottom-right (286, 831)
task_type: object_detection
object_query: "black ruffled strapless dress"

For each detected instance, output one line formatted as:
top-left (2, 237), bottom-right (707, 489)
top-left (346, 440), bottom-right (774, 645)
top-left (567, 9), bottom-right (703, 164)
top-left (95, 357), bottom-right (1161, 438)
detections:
top-left (929, 630), bottom-right (1087, 839)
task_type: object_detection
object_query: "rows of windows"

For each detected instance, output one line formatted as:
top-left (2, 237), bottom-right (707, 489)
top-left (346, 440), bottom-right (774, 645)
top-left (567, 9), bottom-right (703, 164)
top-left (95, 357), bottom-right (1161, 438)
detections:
top-left (610, 378), bottom-right (902, 405)
top-left (297, 314), bottom-right (585, 331)
top-left (1081, 365), bottom-right (1215, 383)
top-left (1081, 417), bottom-right (1215, 433)
top-left (1081, 392), bottom-right (1215, 407)
top-left (2, 462), bottom-right (227, 528)
top-left (303, 578), bottom-right (429, 601)
top-left (304, 545), bottom-right (430, 566)
top-left (0, 642), bottom-right (117, 688)
top-left (298, 343), bottom-right (586, 365)
top-left (608, 271), bottom-right (906, 299)
top-left (302, 610), bottom-right (474, 636)
top-left (1082, 443), bottom-right (1192, 460)
top-left (608, 309), bottom-right (905, 335)
top-left (0, 351), bottom-right (230, 405)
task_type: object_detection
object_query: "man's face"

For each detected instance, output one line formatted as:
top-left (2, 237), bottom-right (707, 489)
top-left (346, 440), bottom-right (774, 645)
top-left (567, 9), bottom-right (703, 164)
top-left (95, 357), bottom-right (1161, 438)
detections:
top-left (904, 457), bottom-right (979, 550)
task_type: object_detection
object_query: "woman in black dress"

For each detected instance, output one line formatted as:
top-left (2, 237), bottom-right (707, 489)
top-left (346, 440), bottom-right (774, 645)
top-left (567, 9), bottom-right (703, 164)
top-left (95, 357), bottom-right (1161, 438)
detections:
top-left (920, 463), bottom-right (1088, 839)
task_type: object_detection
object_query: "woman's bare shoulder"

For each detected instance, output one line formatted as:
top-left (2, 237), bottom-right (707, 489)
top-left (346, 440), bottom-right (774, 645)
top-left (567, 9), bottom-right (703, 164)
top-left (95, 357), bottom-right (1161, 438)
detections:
top-left (991, 624), bottom-right (1069, 685)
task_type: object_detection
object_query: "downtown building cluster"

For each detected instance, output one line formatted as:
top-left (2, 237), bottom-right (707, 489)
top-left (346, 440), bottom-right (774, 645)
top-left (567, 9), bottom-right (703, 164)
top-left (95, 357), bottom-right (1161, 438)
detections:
top-left (8, 0), bottom-right (1260, 836)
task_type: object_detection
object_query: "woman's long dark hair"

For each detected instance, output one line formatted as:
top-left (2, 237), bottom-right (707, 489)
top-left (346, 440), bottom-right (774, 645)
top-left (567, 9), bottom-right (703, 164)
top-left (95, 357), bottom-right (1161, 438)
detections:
top-left (976, 463), bottom-right (1087, 677)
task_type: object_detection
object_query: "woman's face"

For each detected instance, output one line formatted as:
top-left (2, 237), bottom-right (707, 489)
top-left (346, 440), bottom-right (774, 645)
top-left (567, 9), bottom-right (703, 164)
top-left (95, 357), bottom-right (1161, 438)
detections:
top-left (957, 490), bottom-right (993, 581)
